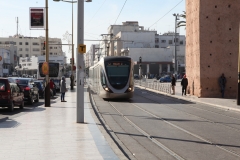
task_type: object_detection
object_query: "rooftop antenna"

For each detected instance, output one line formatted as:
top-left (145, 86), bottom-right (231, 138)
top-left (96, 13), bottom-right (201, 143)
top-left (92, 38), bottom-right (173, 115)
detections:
top-left (16, 17), bottom-right (19, 36)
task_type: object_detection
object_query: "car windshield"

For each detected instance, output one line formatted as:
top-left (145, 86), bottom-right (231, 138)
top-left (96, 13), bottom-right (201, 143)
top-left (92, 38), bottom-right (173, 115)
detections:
top-left (16, 79), bottom-right (29, 85)
top-left (105, 61), bottom-right (130, 89)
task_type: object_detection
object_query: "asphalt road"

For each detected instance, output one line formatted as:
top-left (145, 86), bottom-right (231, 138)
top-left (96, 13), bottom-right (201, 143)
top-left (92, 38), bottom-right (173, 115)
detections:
top-left (90, 86), bottom-right (240, 160)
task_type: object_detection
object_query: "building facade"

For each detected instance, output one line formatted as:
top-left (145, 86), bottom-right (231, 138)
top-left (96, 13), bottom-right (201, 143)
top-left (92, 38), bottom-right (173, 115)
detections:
top-left (98, 21), bottom-right (186, 76)
top-left (186, 0), bottom-right (240, 98)
top-left (0, 35), bottom-right (64, 58)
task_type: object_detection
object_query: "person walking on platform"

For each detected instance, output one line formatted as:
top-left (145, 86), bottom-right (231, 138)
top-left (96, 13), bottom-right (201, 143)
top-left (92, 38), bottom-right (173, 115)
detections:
top-left (60, 76), bottom-right (67, 102)
top-left (171, 74), bottom-right (176, 95)
top-left (219, 73), bottom-right (226, 98)
top-left (181, 75), bottom-right (188, 96)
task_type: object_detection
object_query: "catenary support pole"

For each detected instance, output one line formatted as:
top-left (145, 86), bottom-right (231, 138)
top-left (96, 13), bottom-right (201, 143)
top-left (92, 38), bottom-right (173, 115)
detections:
top-left (71, 0), bottom-right (74, 90)
top-left (76, 0), bottom-right (84, 123)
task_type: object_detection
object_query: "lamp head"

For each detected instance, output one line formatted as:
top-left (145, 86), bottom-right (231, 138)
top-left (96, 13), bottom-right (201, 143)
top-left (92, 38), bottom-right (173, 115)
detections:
top-left (173, 13), bottom-right (176, 16)
top-left (53, 0), bottom-right (60, 1)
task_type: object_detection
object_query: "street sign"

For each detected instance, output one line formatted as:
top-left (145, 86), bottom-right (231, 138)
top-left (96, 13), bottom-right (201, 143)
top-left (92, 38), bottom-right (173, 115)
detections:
top-left (0, 56), bottom-right (2, 61)
top-left (78, 44), bottom-right (86, 54)
top-left (42, 62), bottom-right (49, 75)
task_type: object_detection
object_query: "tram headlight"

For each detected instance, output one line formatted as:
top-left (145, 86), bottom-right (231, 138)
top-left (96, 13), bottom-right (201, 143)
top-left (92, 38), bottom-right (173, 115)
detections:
top-left (104, 87), bottom-right (109, 91)
top-left (125, 86), bottom-right (133, 93)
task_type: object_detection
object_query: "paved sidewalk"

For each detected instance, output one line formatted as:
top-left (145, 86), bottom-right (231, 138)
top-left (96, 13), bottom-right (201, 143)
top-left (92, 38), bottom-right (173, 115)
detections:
top-left (138, 81), bottom-right (240, 112)
top-left (0, 87), bottom-right (120, 160)
top-left (173, 82), bottom-right (240, 111)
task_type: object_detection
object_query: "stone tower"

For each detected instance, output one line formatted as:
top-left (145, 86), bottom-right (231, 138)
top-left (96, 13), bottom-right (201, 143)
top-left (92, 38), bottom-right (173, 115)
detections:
top-left (186, 0), bottom-right (240, 98)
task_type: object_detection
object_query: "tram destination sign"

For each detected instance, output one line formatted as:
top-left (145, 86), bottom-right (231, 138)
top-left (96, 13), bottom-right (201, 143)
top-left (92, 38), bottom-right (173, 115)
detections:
top-left (107, 62), bottom-right (129, 66)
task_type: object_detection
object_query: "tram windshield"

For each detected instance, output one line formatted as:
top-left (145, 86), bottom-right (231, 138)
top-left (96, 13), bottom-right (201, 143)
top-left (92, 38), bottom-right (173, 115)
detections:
top-left (105, 61), bottom-right (130, 89)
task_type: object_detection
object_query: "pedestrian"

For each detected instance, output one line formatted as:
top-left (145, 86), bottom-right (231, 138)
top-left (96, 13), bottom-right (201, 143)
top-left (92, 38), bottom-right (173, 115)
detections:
top-left (171, 74), bottom-right (176, 95)
top-left (219, 73), bottom-right (226, 98)
top-left (181, 74), bottom-right (188, 96)
top-left (49, 79), bottom-right (56, 96)
top-left (60, 76), bottom-right (67, 102)
top-left (70, 74), bottom-right (73, 87)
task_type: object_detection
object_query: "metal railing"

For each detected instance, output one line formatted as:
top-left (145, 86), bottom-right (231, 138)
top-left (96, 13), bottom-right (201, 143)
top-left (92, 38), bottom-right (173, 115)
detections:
top-left (135, 79), bottom-right (171, 94)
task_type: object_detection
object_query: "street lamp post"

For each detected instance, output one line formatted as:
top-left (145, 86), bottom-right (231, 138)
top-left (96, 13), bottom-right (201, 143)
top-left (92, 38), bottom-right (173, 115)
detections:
top-left (173, 13), bottom-right (180, 75)
top-left (53, 0), bottom-right (76, 91)
top-left (45, 0), bottom-right (51, 107)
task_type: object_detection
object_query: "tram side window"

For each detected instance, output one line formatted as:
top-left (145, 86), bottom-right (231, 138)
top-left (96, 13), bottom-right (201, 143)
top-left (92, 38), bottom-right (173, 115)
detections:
top-left (100, 70), bottom-right (106, 85)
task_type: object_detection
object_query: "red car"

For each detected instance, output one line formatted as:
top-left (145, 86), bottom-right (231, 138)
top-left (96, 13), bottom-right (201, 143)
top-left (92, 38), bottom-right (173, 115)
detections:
top-left (0, 78), bottom-right (24, 111)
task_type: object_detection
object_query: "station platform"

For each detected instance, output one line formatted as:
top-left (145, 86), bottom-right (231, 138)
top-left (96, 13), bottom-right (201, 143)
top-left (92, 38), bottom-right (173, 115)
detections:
top-left (0, 87), bottom-right (124, 160)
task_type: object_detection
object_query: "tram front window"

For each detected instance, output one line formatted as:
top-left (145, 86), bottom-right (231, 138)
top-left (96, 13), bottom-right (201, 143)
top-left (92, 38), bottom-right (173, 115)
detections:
top-left (106, 64), bottom-right (130, 89)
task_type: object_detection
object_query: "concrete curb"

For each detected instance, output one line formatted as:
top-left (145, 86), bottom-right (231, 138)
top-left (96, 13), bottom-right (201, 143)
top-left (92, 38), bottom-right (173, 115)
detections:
top-left (88, 87), bottom-right (136, 160)
top-left (136, 85), bottom-right (240, 113)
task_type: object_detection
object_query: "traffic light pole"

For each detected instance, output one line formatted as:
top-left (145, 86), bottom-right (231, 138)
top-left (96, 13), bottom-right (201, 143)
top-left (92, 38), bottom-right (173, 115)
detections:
top-left (45, 0), bottom-right (50, 107)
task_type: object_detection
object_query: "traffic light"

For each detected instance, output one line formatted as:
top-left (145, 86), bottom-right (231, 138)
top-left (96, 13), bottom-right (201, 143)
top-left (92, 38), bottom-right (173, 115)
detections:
top-left (43, 41), bottom-right (46, 50)
top-left (70, 58), bottom-right (72, 64)
top-left (139, 56), bottom-right (142, 63)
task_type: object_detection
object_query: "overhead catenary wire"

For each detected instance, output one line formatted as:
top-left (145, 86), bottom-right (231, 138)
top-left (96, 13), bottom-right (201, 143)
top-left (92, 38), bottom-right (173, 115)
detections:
top-left (86, 0), bottom-right (107, 26)
top-left (114, 0), bottom-right (128, 24)
top-left (149, 0), bottom-right (183, 29)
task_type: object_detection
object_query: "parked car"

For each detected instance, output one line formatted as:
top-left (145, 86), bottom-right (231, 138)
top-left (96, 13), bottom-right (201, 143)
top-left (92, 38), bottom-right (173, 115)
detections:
top-left (159, 75), bottom-right (171, 83)
top-left (9, 77), bottom-right (39, 104)
top-left (0, 78), bottom-right (24, 111)
top-left (134, 74), bottom-right (140, 80)
top-left (34, 80), bottom-right (45, 99)
top-left (52, 79), bottom-right (60, 92)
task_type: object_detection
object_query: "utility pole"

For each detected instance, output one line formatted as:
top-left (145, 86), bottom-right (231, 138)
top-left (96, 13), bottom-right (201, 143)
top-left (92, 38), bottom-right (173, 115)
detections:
top-left (45, 0), bottom-right (50, 107)
top-left (173, 13), bottom-right (179, 75)
top-left (16, 17), bottom-right (19, 36)
top-left (139, 56), bottom-right (142, 79)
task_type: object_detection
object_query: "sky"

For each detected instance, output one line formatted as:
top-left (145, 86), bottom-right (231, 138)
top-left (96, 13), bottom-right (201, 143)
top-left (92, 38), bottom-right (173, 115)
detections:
top-left (0, 0), bottom-right (186, 60)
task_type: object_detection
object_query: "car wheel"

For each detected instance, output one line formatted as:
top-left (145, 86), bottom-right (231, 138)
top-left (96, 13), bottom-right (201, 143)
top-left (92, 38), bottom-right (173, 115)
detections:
top-left (8, 102), bottom-right (14, 112)
top-left (19, 100), bottom-right (24, 109)
top-left (35, 94), bottom-right (39, 102)
top-left (29, 96), bottom-right (34, 105)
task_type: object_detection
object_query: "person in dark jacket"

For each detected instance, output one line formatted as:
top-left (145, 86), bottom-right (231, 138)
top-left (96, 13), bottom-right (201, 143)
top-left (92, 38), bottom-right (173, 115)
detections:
top-left (219, 73), bottom-right (226, 98)
top-left (60, 76), bottom-right (67, 102)
top-left (181, 75), bottom-right (188, 96)
top-left (171, 74), bottom-right (176, 95)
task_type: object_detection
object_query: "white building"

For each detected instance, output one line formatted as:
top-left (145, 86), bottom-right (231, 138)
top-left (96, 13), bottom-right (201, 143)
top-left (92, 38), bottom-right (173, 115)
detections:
top-left (97, 21), bottom-right (186, 75)
top-left (84, 44), bottom-right (100, 69)
top-left (0, 35), bottom-right (64, 58)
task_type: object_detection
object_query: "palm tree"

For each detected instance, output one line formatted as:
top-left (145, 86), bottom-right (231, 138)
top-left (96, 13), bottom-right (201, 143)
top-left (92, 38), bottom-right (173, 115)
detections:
top-left (177, 11), bottom-right (186, 28)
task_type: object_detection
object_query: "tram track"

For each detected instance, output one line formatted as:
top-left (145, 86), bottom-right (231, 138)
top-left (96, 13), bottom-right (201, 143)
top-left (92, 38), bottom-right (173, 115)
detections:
top-left (135, 88), bottom-right (240, 132)
top-left (128, 88), bottom-right (240, 158)
top-left (108, 101), bottom-right (185, 160)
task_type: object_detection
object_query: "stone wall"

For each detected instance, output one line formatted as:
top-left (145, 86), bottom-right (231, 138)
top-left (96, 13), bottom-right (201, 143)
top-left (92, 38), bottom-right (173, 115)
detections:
top-left (186, 0), bottom-right (240, 98)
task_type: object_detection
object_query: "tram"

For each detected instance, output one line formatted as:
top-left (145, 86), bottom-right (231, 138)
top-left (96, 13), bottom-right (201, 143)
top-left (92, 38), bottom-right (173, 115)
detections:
top-left (89, 56), bottom-right (134, 99)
